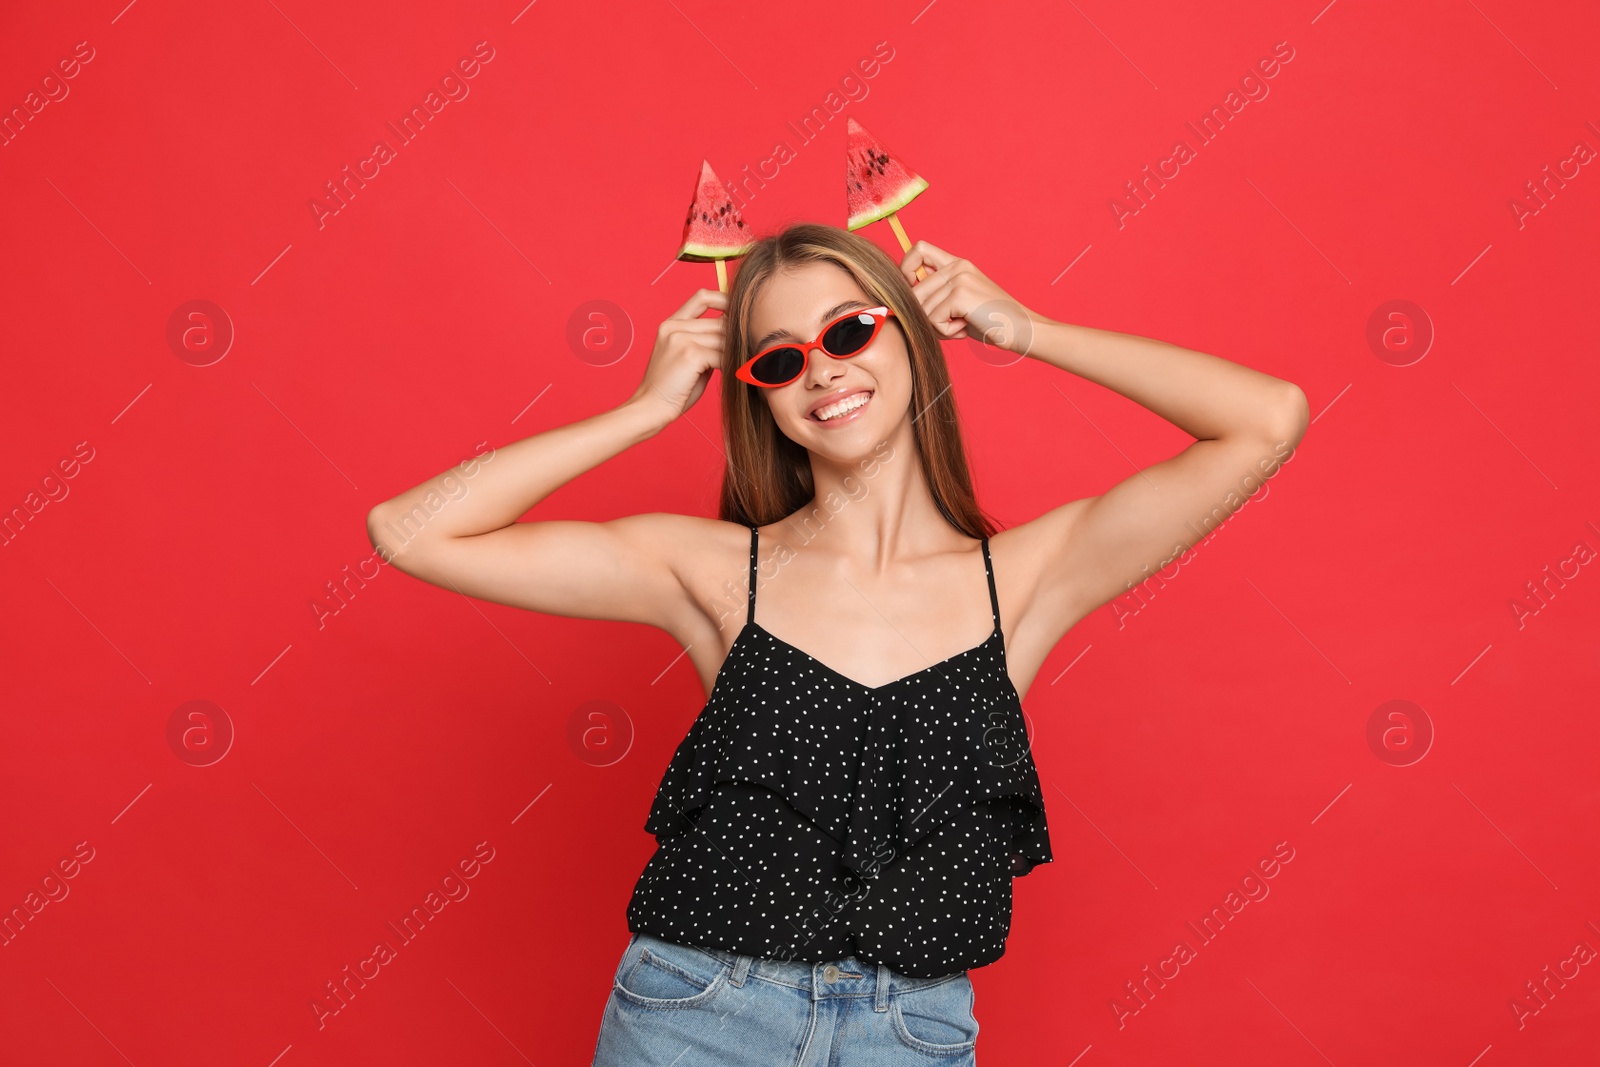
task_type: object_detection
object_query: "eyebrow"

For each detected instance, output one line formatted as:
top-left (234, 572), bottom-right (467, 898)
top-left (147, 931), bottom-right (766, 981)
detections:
top-left (752, 300), bottom-right (874, 351)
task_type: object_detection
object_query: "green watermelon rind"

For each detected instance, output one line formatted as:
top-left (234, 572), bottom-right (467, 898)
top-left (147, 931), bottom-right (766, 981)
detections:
top-left (846, 173), bottom-right (928, 231)
top-left (677, 238), bottom-right (756, 262)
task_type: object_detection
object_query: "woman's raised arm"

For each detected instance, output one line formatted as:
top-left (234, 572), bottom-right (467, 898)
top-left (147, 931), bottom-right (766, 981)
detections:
top-left (899, 241), bottom-right (1310, 654)
top-left (365, 287), bottom-right (731, 631)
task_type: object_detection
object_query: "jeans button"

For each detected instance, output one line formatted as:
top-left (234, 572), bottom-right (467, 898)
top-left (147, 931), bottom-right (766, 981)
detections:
top-left (823, 964), bottom-right (840, 982)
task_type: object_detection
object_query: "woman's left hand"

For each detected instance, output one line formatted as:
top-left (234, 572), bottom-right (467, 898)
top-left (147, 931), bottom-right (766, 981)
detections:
top-left (899, 241), bottom-right (1041, 356)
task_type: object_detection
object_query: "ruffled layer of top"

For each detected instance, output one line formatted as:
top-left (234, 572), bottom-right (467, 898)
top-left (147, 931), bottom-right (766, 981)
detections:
top-left (643, 623), bottom-right (1053, 887)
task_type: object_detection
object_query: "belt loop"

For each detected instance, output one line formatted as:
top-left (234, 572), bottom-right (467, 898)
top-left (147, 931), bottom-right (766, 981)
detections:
top-left (874, 962), bottom-right (891, 1012)
top-left (729, 953), bottom-right (753, 987)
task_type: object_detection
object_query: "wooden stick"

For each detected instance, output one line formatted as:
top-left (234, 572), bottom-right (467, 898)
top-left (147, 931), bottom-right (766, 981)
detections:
top-left (886, 213), bottom-right (926, 282)
top-left (715, 258), bottom-right (728, 293)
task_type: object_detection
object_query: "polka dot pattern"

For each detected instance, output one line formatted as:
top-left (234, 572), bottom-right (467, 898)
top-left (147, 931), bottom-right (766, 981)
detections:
top-left (626, 526), bottom-right (1052, 978)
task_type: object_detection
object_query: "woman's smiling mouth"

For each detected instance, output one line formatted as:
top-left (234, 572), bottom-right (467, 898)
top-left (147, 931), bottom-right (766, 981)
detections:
top-left (810, 390), bottom-right (874, 423)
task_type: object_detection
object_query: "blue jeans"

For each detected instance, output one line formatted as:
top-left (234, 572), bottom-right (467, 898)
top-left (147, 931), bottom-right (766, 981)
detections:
top-left (591, 931), bottom-right (980, 1065)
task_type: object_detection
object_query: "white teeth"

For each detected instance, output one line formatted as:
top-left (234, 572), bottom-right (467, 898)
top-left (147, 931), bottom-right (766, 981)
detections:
top-left (815, 392), bottom-right (872, 421)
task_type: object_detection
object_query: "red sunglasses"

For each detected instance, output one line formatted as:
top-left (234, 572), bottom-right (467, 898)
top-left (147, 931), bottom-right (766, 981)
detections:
top-left (736, 306), bottom-right (897, 388)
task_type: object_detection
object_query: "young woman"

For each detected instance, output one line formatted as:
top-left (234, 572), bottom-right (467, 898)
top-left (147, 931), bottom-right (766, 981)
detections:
top-left (367, 223), bottom-right (1308, 1064)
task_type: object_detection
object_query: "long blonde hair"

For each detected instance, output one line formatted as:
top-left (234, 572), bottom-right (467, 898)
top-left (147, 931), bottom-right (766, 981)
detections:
top-left (717, 222), bottom-right (998, 539)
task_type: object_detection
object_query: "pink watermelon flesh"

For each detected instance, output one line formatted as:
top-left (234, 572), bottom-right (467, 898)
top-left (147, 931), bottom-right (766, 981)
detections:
top-left (845, 117), bottom-right (928, 231)
top-left (678, 160), bottom-right (755, 261)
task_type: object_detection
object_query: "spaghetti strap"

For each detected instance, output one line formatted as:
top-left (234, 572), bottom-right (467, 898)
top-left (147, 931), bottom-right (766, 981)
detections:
top-left (980, 537), bottom-right (1001, 631)
top-left (747, 525), bottom-right (759, 625)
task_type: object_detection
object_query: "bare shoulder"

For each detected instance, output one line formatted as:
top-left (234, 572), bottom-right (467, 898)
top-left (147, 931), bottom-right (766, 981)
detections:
top-left (638, 513), bottom-right (757, 645)
top-left (609, 511), bottom-right (749, 591)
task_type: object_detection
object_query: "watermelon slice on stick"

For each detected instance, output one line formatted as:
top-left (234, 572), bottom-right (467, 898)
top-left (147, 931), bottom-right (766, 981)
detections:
top-left (844, 117), bottom-right (930, 281)
top-left (677, 160), bottom-right (755, 293)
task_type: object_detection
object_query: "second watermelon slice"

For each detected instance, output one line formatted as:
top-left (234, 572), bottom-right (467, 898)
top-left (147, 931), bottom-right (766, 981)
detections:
top-left (845, 117), bottom-right (929, 231)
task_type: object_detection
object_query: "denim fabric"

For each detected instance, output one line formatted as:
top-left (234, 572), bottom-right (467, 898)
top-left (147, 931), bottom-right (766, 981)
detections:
top-left (591, 931), bottom-right (980, 1065)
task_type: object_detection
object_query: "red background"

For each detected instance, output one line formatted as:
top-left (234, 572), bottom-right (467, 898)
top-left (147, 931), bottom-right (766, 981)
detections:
top-left (3, 0), bottom-right (1599, 1063)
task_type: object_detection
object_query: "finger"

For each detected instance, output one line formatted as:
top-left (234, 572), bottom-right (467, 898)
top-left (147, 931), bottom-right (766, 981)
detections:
top-left (926, 310), bottom-right (965, 340)
top-left (923, 288), bottom-right (974, 340)
top-left (669, 332), bottom-right (728, 371)
top-left (901, 241), bottom-right (958, 280)
top-left (696, 340), bottom-right (730, 374)
top-left (663, 316), bottom-right (728, 334)
top-left (918, 273), bottom-right (967, 323)
top-left (659, 318), bottom-right (729, 347)
top-left (909, 268), bottom-right (954, 314)
top-left (671, 287), bottom-right (730, 320)
top-left (899, 248), bottom-right (930, 285)
top-left (929, 306), bottom-right (966, 339)
top-left (918, 293), bottom-right (954, 337)
top-left (675, 337), bottom-right (731, 373)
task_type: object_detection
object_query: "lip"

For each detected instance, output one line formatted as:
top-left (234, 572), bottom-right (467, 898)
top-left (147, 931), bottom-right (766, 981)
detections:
top-left (807, 388), bottom-right (874, 423)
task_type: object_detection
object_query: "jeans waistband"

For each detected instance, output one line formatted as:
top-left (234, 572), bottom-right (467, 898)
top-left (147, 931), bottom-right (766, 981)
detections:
top-left (634, 932), bottom-right (966, 1008)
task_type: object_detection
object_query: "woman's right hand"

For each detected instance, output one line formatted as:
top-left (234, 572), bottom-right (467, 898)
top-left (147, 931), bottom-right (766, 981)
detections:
top-left (628, 288), bottom-right (730, 426)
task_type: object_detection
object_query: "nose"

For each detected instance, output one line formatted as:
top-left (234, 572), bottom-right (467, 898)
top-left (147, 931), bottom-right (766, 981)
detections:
top-left (802, 341), bottom-right (844, 386)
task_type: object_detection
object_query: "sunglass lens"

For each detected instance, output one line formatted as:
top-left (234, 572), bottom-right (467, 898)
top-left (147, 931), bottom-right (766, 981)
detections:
top-left (822, 313), bottom-right (877, 356)
top-left (750, 347), bottom-right (805, 385)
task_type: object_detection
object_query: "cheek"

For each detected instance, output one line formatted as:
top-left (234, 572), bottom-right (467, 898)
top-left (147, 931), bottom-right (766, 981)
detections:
top-left (864, 345), bottom-right (907, 388)
top-left (766, 392), bottom-right (806, 431)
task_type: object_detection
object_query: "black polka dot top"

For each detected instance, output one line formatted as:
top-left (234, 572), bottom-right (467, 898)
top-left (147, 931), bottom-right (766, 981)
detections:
top-left (626, 525), bottom-right (1053, 978)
